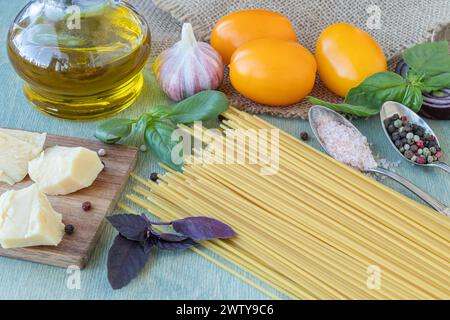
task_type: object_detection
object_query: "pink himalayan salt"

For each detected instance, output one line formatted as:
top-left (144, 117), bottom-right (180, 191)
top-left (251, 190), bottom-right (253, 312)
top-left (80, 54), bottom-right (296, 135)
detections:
top-left (317, 119), bottom-right (378, 171)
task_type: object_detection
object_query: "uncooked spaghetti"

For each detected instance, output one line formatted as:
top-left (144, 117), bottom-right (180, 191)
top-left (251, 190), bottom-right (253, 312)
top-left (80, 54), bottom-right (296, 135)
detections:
top-left (127, 107), bottom-right (450, 300)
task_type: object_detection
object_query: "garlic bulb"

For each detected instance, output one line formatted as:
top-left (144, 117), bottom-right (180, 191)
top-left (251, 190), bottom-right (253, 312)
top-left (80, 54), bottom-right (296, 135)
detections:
top-left (154, 23), bottom-right (224, 101)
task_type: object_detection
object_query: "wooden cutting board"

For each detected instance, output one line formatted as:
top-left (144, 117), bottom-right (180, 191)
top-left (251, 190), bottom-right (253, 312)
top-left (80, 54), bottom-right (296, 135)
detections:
top-left (0, 134), bottom-right (138, 269)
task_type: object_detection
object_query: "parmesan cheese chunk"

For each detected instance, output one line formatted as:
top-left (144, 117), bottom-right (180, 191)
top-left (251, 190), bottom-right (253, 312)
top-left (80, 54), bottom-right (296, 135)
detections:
top-left (0, 129), bottom-right (46, 185)
top-left (0, 184), bottom-right (65, 249)
top-left (28, 146), bottom-right (104, 195)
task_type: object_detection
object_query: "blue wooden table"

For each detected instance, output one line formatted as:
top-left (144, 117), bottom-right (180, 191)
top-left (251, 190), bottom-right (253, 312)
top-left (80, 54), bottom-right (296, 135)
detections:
top-left (0, 0), bottom-right (448, 300)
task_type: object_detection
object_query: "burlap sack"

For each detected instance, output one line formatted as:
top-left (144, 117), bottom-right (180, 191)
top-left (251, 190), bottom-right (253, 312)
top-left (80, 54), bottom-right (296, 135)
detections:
top-left (130, 0), bottom-right (450, 119)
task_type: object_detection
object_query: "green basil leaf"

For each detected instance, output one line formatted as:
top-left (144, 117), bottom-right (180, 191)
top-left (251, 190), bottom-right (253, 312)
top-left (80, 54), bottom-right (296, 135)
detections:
top-left (166, 91), bottom-right (229, 124)
top-left (401, 85), bottom-right (423, 113)
top-left (420, 73), bottom-right (450, 92)
top-left (95, 118), bottom-right (135, 144)
top-left (345, 72), bottom-right (407, 109)
top-left (403, 41), bottom-right (450, 77)
top-left (308, 97), bottom-right (380, 117)
top-left (135, 113), bottom-right (154, 133)
top-left (144, 121), bottom-right (182, 171)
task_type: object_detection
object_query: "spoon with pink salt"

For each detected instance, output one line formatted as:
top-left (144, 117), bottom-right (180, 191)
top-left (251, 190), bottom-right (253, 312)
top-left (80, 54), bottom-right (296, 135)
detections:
top-left (309, 105), bottom-right (449, 216)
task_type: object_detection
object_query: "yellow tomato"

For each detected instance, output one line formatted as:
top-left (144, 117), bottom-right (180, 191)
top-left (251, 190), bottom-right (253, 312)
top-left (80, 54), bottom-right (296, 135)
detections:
top-left (315, 23), bottom-right (387, 97)
top-left (230, 38), bottom-right (317, 106)
top-left (211, 10), bottom-right (297, 64)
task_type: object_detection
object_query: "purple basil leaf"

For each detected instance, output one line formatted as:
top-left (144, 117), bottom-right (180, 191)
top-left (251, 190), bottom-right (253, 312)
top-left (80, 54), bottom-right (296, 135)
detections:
top-left (107, 214), bottom-right (149, 241)
top-left (155, 237), bottom-right (197, 250)
top-left (143, 238), bottom-right (155, 255)
top-left (172, 217), bottom-right (236, 241)
top-left (107, 235), bottom-right (150, 290)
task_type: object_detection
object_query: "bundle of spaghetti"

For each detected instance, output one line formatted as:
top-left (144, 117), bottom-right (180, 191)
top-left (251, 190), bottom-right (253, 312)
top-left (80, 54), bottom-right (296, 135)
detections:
top-left (128, 107), bottom-right (450, 300)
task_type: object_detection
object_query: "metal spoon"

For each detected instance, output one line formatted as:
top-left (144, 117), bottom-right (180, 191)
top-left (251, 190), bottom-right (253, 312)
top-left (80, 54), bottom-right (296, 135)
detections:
top-left (380, 101), bottom-right (450, 173)
top-left (308, 105), bottom-right (449, 216)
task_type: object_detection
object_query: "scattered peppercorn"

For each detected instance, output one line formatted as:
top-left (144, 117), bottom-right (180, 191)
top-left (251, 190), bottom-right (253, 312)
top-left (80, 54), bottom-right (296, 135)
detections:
top-left (140, 144), bottom-right (148, 152)
top-left (98, 148), bottom-right (106, 157)
top-left (65, 224), bottom-right (75, 235)
top-left (150, 172), bottom-right (159, 182)
top-left (82, 201), bottom-right (92, 212)
top-left (384, 113), bottom-right (443, 164)
top-left (300, 132), bottom-right (309, 141)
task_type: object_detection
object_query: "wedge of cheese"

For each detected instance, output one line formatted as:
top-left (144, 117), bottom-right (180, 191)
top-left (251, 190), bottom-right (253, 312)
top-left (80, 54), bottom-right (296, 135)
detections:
top-left (0, 129), bottom-right (46, 185)
top-left (29, 146), bottom-right (104, 195)
top-left (0, 184), bottom-right (65, 249)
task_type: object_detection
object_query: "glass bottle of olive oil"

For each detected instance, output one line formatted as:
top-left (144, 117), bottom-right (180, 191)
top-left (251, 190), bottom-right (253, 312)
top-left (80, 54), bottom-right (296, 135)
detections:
top-left (7, 0), bottom-right (151, 120)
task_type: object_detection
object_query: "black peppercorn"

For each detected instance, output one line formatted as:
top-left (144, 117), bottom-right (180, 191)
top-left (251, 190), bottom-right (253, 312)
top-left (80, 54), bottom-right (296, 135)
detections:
top-left (218, 115), bottom-right (226, 122)
top-left (395, 140), bottom-right (403, 148)
top-left (410, 145), bottom-right (418, 153)
top-left (387, 125), bottom-right (396, 133)
top-left (65, 224), bottom-right (75, 235)
top-left (391, 132), bottom-right (400, 141)
top-left (300, 132), bottom-right (309, 141)
top-left (150, 172), bottom-right (159, 182)
top-left (82, 201), bottom-right (92, 211)
top-left (391, 114), bottom-right (400, 120)
top-left (399, 131), bottom-right (407, 138)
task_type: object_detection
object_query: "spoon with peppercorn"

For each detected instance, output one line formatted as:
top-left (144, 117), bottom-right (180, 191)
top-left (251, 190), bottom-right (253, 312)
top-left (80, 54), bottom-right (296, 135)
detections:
top-left (381, 101), bottom-right (450, 174)
top-left (309, 105), bottom-right (449, 216)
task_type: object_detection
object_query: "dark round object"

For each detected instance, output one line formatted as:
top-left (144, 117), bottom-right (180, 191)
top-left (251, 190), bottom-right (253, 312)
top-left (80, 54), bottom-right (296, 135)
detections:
top-left (404, 124), bottom-right (413, 132)
top-left (300, 132), bottom-right (309, 141)
top-left (410, 145), bottom-right (418, 153)
top-left (391, 114), bottom-right (400, 121)
top-left (399, 131), bottom-right (407, 138)
top-left (401, 138), bottom-right (407, 144)
top-left (395, 140), bottom-right (403, 148)
top-left (65, 224), bottom-right (75, 235)
top-left (82, 201), bottom-right (92, 212)
top-left (150, 172), bottom-right (159, 182)
top-left (416, 129), bottom-right (425, 137)
top-left (391, 132), bottom-right (400, 141)
top-left (404, 150), bottom-right (415, 159)
top-left (387, 125), bottom-right (396, 133)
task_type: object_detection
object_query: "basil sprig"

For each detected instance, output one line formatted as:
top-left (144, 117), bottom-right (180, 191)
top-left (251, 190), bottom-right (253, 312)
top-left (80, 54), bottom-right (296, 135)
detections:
top-left (94, 91), bottom-right (229, 170)
top-left (309, 41), bottom-right (450, 116)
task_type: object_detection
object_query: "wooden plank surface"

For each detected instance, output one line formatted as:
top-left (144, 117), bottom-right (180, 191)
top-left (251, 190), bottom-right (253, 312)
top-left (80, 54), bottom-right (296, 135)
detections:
top-left (0, 134), bottom-right (138, 269)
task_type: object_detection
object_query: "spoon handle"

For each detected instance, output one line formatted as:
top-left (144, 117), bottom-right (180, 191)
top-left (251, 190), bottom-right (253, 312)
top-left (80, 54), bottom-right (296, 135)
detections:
top-left (368, 167), bottom-right (449, 216)
top-left (431, 162), bottom-right (450, 174)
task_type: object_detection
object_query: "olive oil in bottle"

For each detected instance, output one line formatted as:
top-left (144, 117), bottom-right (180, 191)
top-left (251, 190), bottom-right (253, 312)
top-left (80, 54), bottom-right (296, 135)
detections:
top-left (7, 0), bottom-right (151, 120)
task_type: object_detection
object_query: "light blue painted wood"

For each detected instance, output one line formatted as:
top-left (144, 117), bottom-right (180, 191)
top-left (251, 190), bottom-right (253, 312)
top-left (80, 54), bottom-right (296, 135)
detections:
top-left (0, 0), bottom-right (448, 300)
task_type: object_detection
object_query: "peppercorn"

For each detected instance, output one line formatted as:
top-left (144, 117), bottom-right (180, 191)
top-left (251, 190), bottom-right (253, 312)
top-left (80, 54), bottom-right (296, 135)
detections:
top-left (98, 148), bottom-right (106, 157)
top-left (427, 156), bottom-right (434, 163)
top-left (404, 124), bottom-right (413, 132)
top-left (218, 114), bottom-right (226, 122)
top-left (417, 148), bottom-right (423, 155)
top-left (436, 151), bottom-right (444, 159)
top-left (300, 132), bottom-right (309, 141)
top-left (140, 144), bottom-right (148, 152)
top-left (391, 114), bottom-right (400, 120)
top-left (150, 172), bottom-right (159, 182)
top-left (65, 224), bottom-right (75, 235)
top-left (429, 147), bottom-right (436, 155)
top-left (394, 140), bottom-right (403, 148)
top-left (391, 132), bottom-right (400, 141)
top-left (401, 115), bottom-right (408, 122)
top-left (410, 145), bottom-right (418, 153)
top-left (416, 140), bottom-right (424, 148)
top-left (399, 131), bottom-right (407, 138)
top-left (394, 119), bottom-right (403, 128)
top-left (416, 129), bottom-right (425, 137)
top-left (411, 155), bottom-right (417, 162)
top-left (416, 156), bottom-right (426, 165)
top-left (82, 201), bottom-right (92, 211)
top-left (387, 124), bottom-right (396, 133)
top-left (404, 150), bottom-right (414, 159)
top-left (404, 144), bottom-right (410, 151)
top-left (406, 132), bottom-right (414, 140)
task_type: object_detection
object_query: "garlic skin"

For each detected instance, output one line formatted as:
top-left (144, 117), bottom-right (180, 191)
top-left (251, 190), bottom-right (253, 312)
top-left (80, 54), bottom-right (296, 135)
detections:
top-left (154, 23), bottom-right (224, 101)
